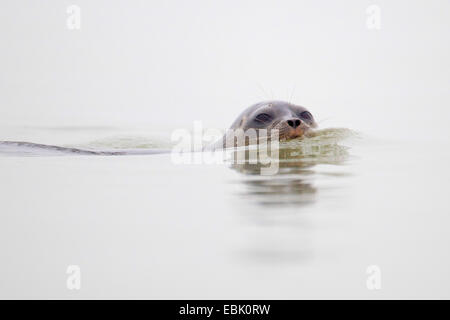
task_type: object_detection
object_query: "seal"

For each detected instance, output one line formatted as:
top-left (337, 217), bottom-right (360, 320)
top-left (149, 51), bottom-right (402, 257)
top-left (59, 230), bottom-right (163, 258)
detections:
top-left (212, 100), bottom-right (318, 149)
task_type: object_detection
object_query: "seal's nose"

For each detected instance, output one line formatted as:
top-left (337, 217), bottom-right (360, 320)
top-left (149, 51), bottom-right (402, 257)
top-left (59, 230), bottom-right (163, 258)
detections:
top-left (286, 118), bottom-right (301, 129)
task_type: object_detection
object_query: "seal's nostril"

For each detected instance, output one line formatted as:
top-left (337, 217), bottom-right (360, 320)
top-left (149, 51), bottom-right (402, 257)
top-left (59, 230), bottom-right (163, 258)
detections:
top-left (287, 118), bottom-right (301, 128)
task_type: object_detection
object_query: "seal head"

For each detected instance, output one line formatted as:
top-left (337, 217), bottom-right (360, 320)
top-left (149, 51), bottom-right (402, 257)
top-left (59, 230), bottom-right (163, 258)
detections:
top-left (230, 100), bottom-right (317, 140)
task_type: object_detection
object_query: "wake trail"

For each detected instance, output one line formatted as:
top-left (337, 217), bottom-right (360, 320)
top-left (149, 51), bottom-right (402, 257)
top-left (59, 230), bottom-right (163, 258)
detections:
top-left (0, 141), bottom-right (169, 157)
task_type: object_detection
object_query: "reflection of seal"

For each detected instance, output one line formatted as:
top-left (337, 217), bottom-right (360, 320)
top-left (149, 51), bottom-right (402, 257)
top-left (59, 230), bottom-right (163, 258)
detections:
top-left (210, 101), bottom-right (317, 149)
top-left (230, 100), bottom-right (317, 139)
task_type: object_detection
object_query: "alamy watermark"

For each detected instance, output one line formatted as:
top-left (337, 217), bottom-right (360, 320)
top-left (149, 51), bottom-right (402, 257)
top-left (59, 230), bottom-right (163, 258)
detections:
top-left (171, 121), bottom-right (280, 175)
top-left (66, 5), bottom-right (81, 30)
top-left (366, 5), bottom-right (381, 30)
top-left (366, 265), bottom-right (381, 290)
top-left (66, 265), bottom-right (81, 290)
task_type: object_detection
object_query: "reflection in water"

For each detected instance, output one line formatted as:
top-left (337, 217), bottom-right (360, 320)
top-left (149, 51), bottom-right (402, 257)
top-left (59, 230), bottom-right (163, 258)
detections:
top-left (239, 177), bottom-right (316, 207)
top-left (227, 128), bottom-right (354, 264)
top-left (232, 153), bottom-right (317, 208)
top-left (230, 129), bottom-right (352, 206)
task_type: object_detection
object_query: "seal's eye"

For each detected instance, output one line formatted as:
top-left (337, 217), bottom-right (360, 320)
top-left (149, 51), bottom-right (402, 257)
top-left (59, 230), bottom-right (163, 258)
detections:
top-left (300, 111), bottom-right (313, 121)
top-left (254, 113), bottom-right (273, 123)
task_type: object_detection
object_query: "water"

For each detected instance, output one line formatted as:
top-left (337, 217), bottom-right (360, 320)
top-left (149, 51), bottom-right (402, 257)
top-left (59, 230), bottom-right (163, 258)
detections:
top-left (1, 126), bottom-right (450, 299)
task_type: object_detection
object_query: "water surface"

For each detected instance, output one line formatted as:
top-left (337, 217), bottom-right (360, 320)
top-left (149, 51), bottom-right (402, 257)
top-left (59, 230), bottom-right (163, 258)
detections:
top-left (1, 126), bottom-right (449, 299)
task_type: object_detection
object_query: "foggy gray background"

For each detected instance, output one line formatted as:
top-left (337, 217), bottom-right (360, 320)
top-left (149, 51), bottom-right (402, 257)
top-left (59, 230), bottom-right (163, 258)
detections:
top-left (1, 0), bottom-right (449, 141)
top-left (1, 1), bottom-right (450, 299)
